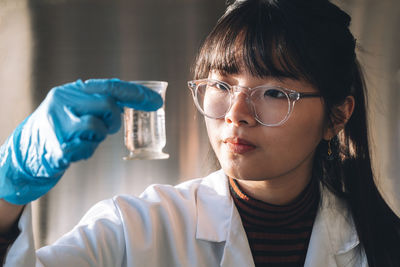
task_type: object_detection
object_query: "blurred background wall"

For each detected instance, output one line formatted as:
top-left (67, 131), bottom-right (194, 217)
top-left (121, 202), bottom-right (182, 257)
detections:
top-left (334, 0), bottom-right (400, 219)
top-left (0, 0), bottom-right (399, 247)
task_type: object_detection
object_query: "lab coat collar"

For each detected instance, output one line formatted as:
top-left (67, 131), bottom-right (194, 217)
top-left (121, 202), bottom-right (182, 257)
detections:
top-left (195, 170), bottom-right (362, 267)
top-left (195, 169), bottom-right (232, 242)
top-left (195, 170), bottom-right (255, 266)
top-left (321, 186), bottom-right (360, 255)
top-left (304, 186), bottom-right (362, 266)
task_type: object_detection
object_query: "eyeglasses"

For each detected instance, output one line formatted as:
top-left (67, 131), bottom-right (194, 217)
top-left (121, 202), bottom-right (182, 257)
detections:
top-left (187, 79), bottom-right (321, 127)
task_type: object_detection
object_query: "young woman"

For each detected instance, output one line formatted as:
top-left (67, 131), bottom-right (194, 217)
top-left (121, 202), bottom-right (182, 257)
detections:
top-left (1, 0), bottom-right (399, 266)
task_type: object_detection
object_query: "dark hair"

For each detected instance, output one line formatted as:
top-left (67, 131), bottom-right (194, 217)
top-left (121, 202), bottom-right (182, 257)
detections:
top-left (194, 0), bottom-right (400, 265)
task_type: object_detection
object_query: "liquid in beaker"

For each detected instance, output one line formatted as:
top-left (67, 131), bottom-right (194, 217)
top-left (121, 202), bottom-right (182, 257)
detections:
top-left (123, 81), bottom-right (169, 160)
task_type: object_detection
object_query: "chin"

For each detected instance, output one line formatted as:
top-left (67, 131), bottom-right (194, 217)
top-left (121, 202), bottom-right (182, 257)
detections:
top-left (221, 160), bottom-right (262, 180)
top-left (220, 156), bottom-right (283, 181)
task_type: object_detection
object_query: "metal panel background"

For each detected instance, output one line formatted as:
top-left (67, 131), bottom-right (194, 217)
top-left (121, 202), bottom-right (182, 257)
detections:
top-left (0, 0), bottom-right (399, 247)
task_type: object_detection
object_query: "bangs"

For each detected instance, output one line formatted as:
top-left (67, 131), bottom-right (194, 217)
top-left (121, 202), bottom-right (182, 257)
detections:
top-left (194, 1), bottom-right (313, 84)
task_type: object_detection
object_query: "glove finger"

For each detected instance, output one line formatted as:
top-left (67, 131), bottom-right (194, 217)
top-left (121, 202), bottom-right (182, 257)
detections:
top-left (68, 95), bottom-right (123, 134)
top-left (81, 78), bottom-right (163, 111)
top-left (52, 113), bottom-right (105, 164)
top-left (48, 83), bottom-right (123, 134)
top-left (62, 138), bottom-right (101, 162)
top-left (63, 114), bottom-right (108, 143)
top-left (61, 114), bottom-right (104, 161)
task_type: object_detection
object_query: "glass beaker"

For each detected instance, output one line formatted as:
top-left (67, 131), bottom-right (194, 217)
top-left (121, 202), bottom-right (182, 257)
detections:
top-left (123, 81), bottom-right (169, 160)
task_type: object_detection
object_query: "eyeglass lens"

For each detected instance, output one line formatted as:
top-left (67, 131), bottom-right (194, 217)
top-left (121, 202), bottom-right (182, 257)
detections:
top-left (195, 80), bottom-right (290, 125)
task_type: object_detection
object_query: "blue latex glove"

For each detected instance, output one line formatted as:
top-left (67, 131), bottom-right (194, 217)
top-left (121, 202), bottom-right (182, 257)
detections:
top-left (0, 78), bottom-right (162, 205)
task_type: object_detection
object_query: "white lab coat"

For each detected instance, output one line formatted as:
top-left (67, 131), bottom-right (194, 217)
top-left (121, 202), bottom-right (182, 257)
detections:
top-left (4, 170), bottom-right (367, 267)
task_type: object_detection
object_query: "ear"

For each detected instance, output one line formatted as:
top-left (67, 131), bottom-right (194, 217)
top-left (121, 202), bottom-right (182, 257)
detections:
top-left (323, 95), bottom-right (355, 140)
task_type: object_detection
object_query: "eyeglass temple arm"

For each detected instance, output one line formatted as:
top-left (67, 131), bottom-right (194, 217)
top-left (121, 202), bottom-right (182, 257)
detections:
top-left (299, 92), bottom-right (321, 98)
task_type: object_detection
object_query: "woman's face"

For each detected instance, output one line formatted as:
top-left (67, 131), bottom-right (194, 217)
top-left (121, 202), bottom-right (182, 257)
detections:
top-left (205, 71), bottom-right (327, 182)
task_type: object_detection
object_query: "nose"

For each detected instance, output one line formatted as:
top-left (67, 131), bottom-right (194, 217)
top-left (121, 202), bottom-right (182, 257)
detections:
top-left (224, 92), bottom-right (258, 127)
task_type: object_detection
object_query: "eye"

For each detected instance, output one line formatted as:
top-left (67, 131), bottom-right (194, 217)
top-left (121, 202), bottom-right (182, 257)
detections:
top-left (210, 82), bottom-right (229, 92)
top-left (264, 89), bottom-right (286, 99)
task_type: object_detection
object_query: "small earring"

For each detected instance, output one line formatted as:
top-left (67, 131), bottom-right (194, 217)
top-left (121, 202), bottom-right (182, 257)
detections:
top-left (326, 139), bottom-right (334, 161)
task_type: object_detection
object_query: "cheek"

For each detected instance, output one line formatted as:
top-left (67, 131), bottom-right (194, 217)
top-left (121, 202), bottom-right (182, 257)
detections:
top-left (203, 102), bottom-right (326, 180)
top-left (271, 103), bottom-right (325, 160)
top-left (205, 118), bottom-right (220, 152)
top-left (253, 103), bottom-right (326, 177)
top-left (205, 118), bottom-right (229, 167)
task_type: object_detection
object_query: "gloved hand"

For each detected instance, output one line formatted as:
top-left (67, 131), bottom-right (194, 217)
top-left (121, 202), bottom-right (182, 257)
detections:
top-left (0, 78), bottom-right (162, 205)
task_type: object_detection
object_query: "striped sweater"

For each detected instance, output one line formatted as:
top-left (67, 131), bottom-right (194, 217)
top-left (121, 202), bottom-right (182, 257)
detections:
top-left (229, 177), bottom-right (319, 266)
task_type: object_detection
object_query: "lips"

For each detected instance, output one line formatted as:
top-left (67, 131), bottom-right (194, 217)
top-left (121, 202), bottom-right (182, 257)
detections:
top-left (223, 137), bottom-right (256, 154)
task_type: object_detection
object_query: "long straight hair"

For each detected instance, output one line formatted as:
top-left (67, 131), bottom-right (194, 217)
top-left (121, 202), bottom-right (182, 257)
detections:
top-left (193, 0), bottom-right (400, 265)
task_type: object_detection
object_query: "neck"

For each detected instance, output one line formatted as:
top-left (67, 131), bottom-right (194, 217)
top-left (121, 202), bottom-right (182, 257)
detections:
top-left (234, 163), bottom-right (314, 205)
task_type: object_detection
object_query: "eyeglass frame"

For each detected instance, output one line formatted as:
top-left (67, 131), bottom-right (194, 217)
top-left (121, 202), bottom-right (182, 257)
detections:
top-left (187, 78), bottom-right (322, 127)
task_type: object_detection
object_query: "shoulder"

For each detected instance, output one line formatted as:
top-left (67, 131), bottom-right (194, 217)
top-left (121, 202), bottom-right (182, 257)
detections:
top-left (78, 169), bottom-right (228, 226)
top-left (138, 169), bottom-right (228, 202)
top-left (34, 171), bottom-right (228, 266)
